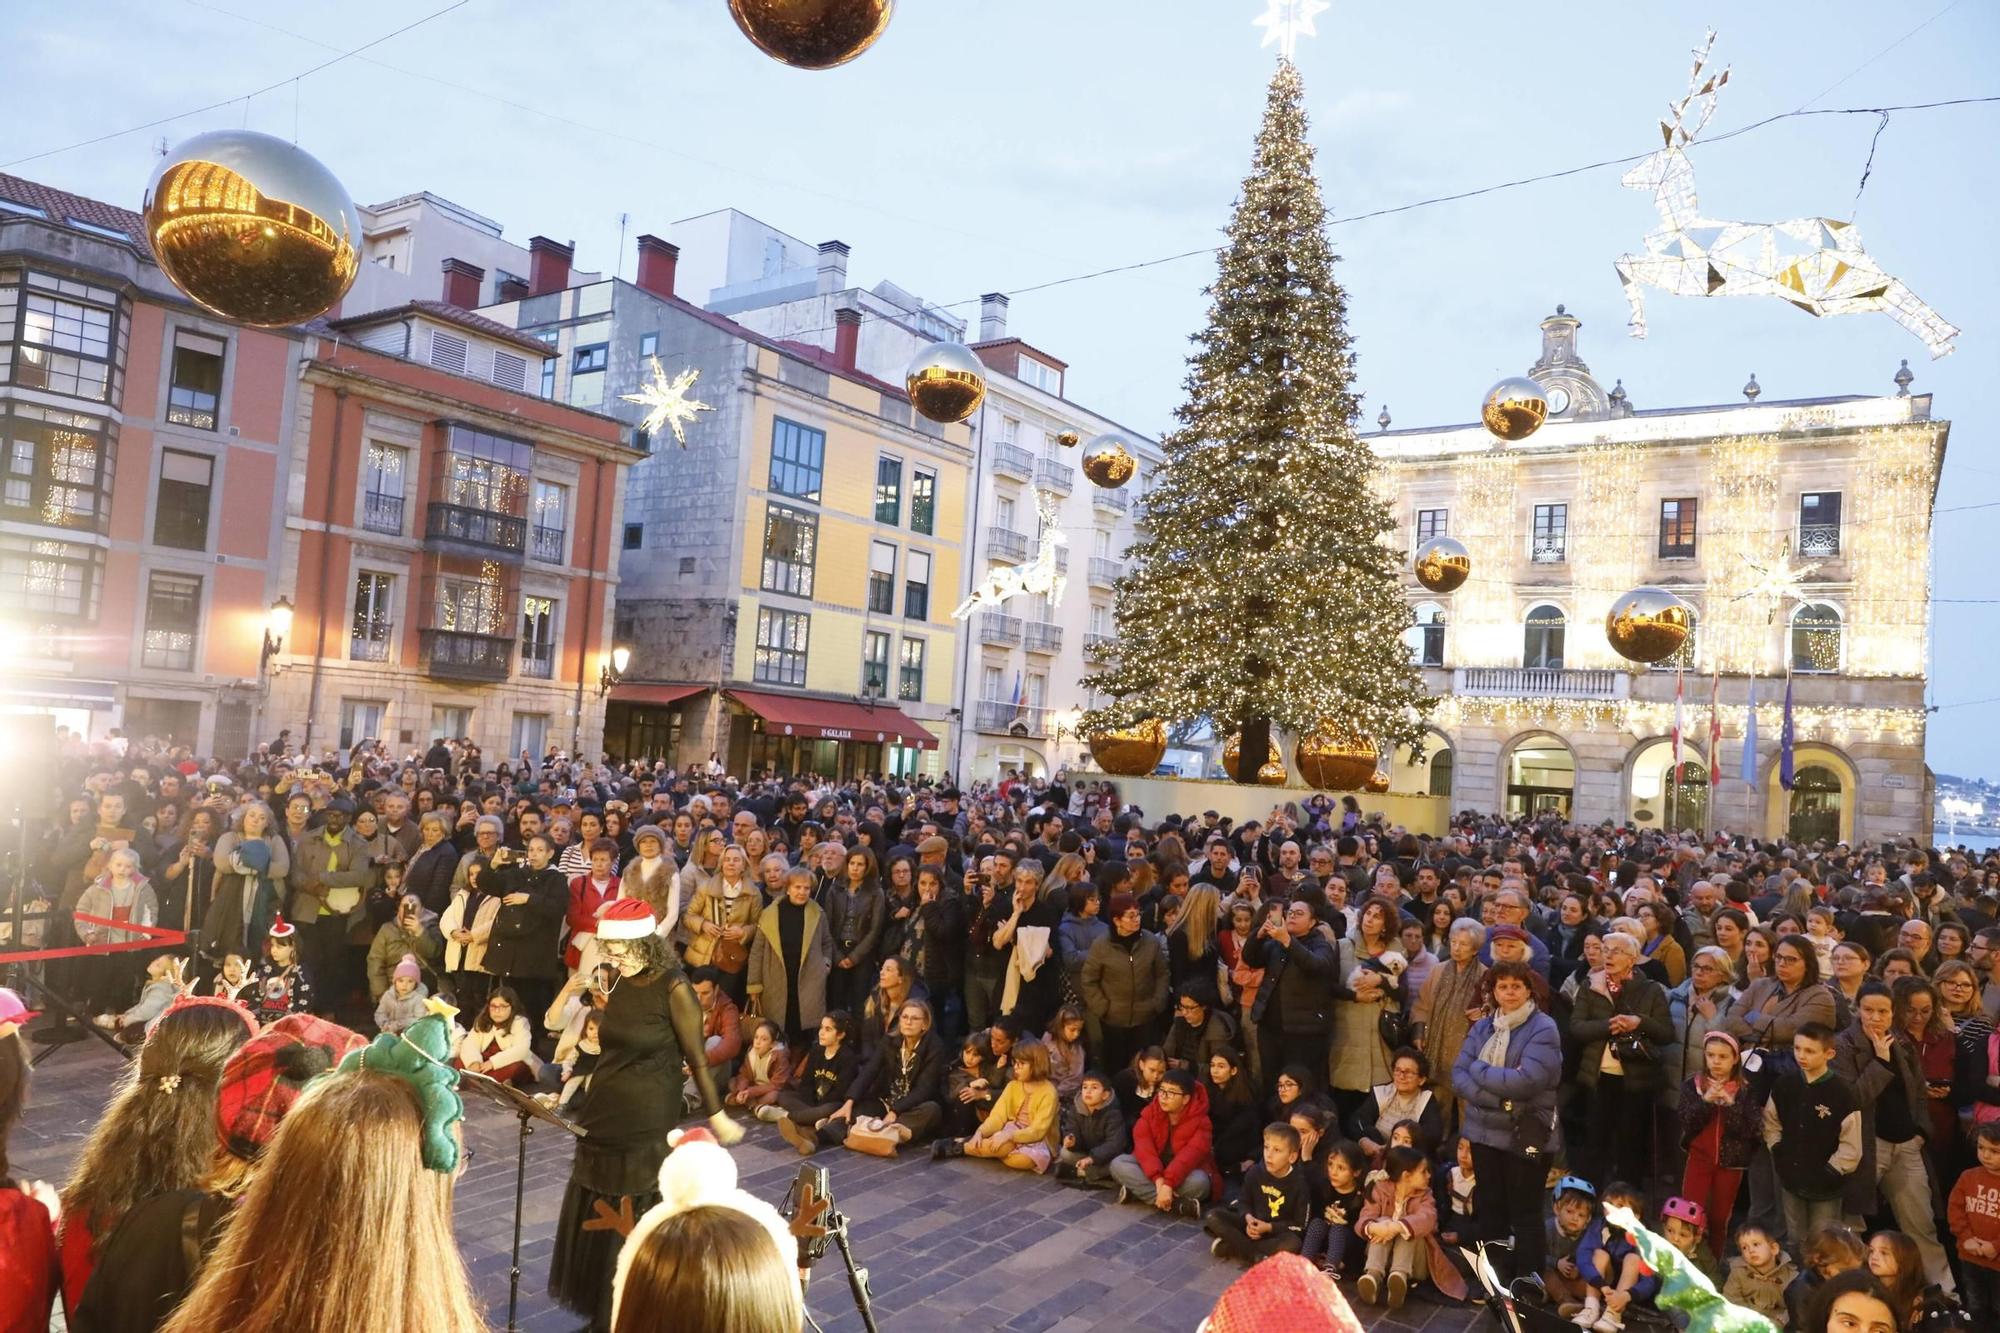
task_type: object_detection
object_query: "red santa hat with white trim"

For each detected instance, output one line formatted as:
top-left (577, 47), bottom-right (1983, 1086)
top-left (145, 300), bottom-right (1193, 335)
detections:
top-left (596, 897), bottom-right (657, 940)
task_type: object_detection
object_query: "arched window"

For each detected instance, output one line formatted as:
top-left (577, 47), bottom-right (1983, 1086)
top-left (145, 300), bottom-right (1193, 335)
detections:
top-left (1428, 748), bottom-right (1454, 799)
top-left (1523, 603), bottom-right (1566, 670)
top-left (1790, 602), bottom-right (1842, 674)
top-left (1405, 601), bottom-right (1446, 667)
top-left (1660, 606), bottom-right (1699, 670)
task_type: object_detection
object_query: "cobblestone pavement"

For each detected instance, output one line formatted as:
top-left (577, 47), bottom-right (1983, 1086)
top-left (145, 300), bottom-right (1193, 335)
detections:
top-left (18, 1041), bottom-right (1483, 1333)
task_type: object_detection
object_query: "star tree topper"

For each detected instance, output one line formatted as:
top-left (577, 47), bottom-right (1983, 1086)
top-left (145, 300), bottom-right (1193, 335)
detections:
top-left (1253, 0), bottom-right (1329, 60)
top-left (1733, 542), bottom-right (1822, 623)
top-left (621, 358), bottom-right (714, 447)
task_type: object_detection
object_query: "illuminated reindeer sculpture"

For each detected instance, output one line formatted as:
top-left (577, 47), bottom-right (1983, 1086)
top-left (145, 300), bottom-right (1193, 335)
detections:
top-left (953, 489), bottom-right (1067, 619)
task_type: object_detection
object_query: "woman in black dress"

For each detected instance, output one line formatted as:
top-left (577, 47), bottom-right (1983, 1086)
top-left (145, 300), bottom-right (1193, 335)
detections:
top-left (548, 899), bottom-right (739, 1332)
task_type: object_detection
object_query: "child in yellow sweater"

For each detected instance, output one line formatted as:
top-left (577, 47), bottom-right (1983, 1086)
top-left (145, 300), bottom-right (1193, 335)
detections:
top-left (959, 1039), bottom-right (1061, 1173)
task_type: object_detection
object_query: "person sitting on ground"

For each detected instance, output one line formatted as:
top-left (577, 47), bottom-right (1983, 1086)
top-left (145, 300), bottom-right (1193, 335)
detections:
top-left (1202, 1047), bottom-right (1263, 1186)
top-left (1203, 1121), bottom-right (1310, 1264)
top-left (1299, 1138), bottom-right (1367, 1280)
top-left (1114, 1045), bottom-right (1169, 1124)
top-left (1787, 1226), bottom-right (1868, 1331)
top-left (93, 952), bottom-right (186, 1044)
top-left (1106, 1068), bottom-right (1218, 1218)
top-left (816, 998), bottom-right (948, 1159)
top-left (1054, 1069), bottom-right (1128, 1189)
top-left (373, 953), bottom-right (429, 1035)
top-left (1723, 1224), bottom-right (1801, 1330)
top-left (365, 893), bottom-right (438, 1003)
top-left (552, 1010), bottom-right (604, 1111)
top-left (450, 986), bottom-right (541, 1087)
top-left (1547, 1175), bottom-right (1600, 1316)
top-left (1658, 1196), bottom-right (1724, 1289)
top-left (767, 1012), bottom-right (858, 1153)
top-left (723, 1020), bottom-right (790, 1118)
top-left (944, 1031), bottom-right (1000, 1137)
top-left (941, 1038), bottom-right (1061, 1173)
top-left (1353, 1143), bottom-right (1467, 1308)
top-left (1573, 1180), bottom-right (1658, 1333)
top-left (1044, 1004), bottom-right (1088, 1101)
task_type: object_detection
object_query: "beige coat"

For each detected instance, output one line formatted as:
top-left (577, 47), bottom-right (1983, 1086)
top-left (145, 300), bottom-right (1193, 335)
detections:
top-left (681, 879), bottom-right (761, 969)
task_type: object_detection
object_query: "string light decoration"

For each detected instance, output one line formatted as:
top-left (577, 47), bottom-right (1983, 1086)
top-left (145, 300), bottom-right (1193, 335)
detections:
top-left (1844, 421), bottom-right (1940, 676)
top-left (1615, 31), bottom-right (1958, 358)
top-left (1430, 695), bottom-right (1926, 747)
top-left (1081, 59), bottom-right (1433, 767)
top-left (1446, 451), bottom-right (1519, 666)
top-left (1568, 442), bottom-right (1646, 669)
top-left (1253, 0), bottom-right (1330, 60)
top-left (1696, 432), bottom-right (1783, 673)
top-left (620, 358), bottom-right (714, 447)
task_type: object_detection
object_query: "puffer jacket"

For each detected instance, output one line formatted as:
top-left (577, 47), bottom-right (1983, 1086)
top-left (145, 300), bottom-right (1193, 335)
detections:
top-left (1081, 928), bottom-right (1169, 1030)
top-left (1664, 977), bottom-right (1739, 1104)
top-left (1451, 1006), bottom-right (1564, 1155)
top-left (1128, 1079), bottom-right (1219, 1189)
top-left (1569, 972), bottom-right (1676, 1093)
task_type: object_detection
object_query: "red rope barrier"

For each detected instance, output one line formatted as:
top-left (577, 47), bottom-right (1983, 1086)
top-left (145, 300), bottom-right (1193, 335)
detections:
top-left (0, 913), bottom-right (190, 964)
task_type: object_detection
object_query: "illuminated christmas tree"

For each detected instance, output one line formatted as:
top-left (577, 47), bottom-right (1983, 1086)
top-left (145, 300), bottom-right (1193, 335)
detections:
top-left (1082, 59), bottom-right (1432, 781)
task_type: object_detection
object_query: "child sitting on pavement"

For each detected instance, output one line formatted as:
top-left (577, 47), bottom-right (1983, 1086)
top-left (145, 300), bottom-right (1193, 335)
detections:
top-left (1722, 1224), bottom-right (1800, 1329)
top-left (1203, 1122), bottom-right (1309, 1264)
top-left (1054, 1070), bottom-right (1128, 1188)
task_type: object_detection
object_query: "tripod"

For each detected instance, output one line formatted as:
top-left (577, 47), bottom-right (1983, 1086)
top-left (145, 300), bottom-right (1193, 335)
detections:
top-left (783, 1164), bottom-right (881, 1333)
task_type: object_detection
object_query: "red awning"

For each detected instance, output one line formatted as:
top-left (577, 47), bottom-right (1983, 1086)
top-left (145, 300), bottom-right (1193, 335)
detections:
top-left (607, 683), bottom-right (709, 707)
top-left (725, 689), bottom-right (939, 750)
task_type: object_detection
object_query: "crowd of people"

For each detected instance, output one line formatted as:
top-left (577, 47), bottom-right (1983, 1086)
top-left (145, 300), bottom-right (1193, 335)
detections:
top-left (4, 726), bottom-right (2000, 1333)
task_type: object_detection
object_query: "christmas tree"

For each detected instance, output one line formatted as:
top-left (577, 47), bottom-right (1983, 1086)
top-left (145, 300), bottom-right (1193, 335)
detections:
top-left (1082, 59), bottom-right (1432, 782)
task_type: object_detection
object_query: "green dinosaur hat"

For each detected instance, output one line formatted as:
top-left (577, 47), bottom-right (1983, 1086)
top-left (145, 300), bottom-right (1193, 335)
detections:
top-left (336, 1011), bottom-right (464, 1172)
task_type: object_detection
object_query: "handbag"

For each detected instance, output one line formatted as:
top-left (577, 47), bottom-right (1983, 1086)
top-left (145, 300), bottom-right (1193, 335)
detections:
top-left (1609, 1032), bottom-right (1657, 1066)
top-left (1378, 1004), bottom-right (1412, 1052)
top-left (712, 934), bottom-right (749, 974)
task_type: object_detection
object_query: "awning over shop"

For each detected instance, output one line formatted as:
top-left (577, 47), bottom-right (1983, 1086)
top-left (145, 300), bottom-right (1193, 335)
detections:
top-left (725, 689), bottom-right (939, 750)
top-left (0, 677), bottom-right (118, 711)
top-left (606, 683), bottom-right (709, 707)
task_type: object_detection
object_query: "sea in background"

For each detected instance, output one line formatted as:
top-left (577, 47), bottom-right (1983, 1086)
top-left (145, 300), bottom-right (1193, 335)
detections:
top-left (1934, 825), bottom-right (2000, 854)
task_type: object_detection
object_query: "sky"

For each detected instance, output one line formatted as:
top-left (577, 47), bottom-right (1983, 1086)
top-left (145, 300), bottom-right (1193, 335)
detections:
top-left (5, 0), bottom-right (1996, 779)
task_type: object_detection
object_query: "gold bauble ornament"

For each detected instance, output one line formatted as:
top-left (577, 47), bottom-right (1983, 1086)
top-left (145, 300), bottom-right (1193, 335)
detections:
top-left (1081, 434), bottom-right (1138, 489)
top-left (1294, 733), bottom-right (1379, 791)
top-left (1605, 586), bottom-right (1694, 664)
top-left (1412, 536), bottom-right (1471, 594)
top-left (726, 0), bottom-right (893, 69)
top-left (1088, 719), bottom-right (1167, 777)
top-left (142, 130), bottom-right (359, 328)
top-left (1480, 376), bottom-right (1549, 442)
top-left (904, 341), bottom-right (986, 424)
top-left (1364, 771), bottom-right (1391, 794)
top-left (1222, 733), bottom-right (1288, 786)
top-left (1056, 429), bottom-right (1082, 448)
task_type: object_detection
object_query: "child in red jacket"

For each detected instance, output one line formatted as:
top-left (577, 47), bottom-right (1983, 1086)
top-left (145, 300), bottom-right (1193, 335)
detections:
top-left (564, 839), bottom-right (621, 971)
top-left (1106, 1069), bottom-right (1218, 1217)
top-left (1948, 1121), bottom-right (2000, 1317)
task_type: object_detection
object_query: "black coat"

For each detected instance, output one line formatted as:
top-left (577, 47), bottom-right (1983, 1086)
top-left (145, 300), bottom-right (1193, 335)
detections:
top-left (483, 863), bottom-right (566, 980)
top-left (403, 840), bottom-right (460, 915)
top-left (846, 1032), bottom-right (948, 1114)
top-left (1246, 927), bottom-right (1335, 1033)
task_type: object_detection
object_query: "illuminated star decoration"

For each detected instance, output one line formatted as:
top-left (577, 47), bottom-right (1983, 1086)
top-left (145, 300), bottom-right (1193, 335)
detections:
top-left (1253, 0), bottom-right (1330, 60)
top-left (621, 358), bottom-right (714, 447)
top-left (1732, 543), bottom-right (1822, 623)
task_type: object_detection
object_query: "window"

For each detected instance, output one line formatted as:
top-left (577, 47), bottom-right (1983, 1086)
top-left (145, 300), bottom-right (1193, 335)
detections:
top-left (1405, 601), bottom-right (1446, 667)
top-left (1091, 527), bottom-right (1112, 558)
top-left (1791, 603), bottom-right (1842, 674)
top-left (633, 425), bottom-right (652, 454)
top-left (862, 630), bottom-right (891, 695)
top-left (0, 198), bottom-right (47, 219)
top-left (14, 275), bottom-right (117, 402)
top-left (624, 523), bottom-right (643, 550)
top-left (1531, 503), bottom-right (1567, 563)
top-left (639, 333), bottom-right (658, 358)
top-left (898, 637), bottom-right (925, 701)
top-left (0, 535), bottom-right (101, 619)
top-left (530, 479), bottom-right (568, 563)
top-left (753, 607), bottom-right (809, 686)
top-left (1658, 497), bottom-right (1698, 558)
top-left (1026, 672), bottom-right (1047, 709)
top-left (429, 330), bottom-right (468, 374)
top-left (904, 549), bottom-right (931, 621)
top-left (994, 493), bottom-right (1016, 531)
top-left (1017, 356), bottom-right (1062, 395)
top-left (910, 468), bottom-right (936, 535)
top-left (152, 449), bottom-right (212, 550)
top-left (1088, 603), bottom-right (1111, 637)
top-left (572, 343), bottom-right (608, 374)
top-left (980, 664), bottom-right (1004, 703)
top-left (434, 572), bottom-right (506, 636)
top-left (874, 455), bottom-right (903, 525)
top-left (351, 571), bottom-right (394, 661)
top-left (67, 217), bottom-right (131, 243)
top-left (165, 332), bottom-right (224, 430)
top-left (768, 418), bottom-right (825, 502)
top-left (998, 416), bottom-right (1019, 444)
top-left (1800, 491), bottom-right (1842, 557)
top-left (142, 571), bottom-right (201, 670)
top-left (760, 502), bottom-right (818, 597)
top-left (440, 424), bottom-right (532, 515)
top-left (363, 443), bottom-right (406, 534)
top-left (431, 704), bottom-right (472, 741)
top-left (338, 699), bottom-right (386, 752)
top-left (0, 404), bottom-right (111, 533)
top-left (538, 331), bottom-right (558, 397)
top-left (511, 713), bottom-right (551, 758)
top-left (1523, 603), bottom-right (1566, 670)
top-left (868, 541), bottom-right (896, 614)
top-left (520, 596), bottom-right (557, 678)
top-left (1415, 508), bottom-right (1449, 542)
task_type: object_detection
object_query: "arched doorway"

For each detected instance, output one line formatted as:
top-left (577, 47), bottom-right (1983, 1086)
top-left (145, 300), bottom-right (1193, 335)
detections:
top-left (1628, 739), bottom-right (1708, 832)
top-left (1503, 733), bottom-right (1574, 818)
top-left (1764, 744), bottom-right (1858, 845)
top-left (1390, 729), bottom-right (1455, 801)
top-left (1789, 765), bottom-right (1843, 843)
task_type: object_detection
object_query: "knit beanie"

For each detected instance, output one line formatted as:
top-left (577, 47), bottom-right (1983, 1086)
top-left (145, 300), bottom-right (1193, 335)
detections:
top-left (632, 824), bottom-right (668, 855)
top-left (393, 953), bottom-right (421, 983)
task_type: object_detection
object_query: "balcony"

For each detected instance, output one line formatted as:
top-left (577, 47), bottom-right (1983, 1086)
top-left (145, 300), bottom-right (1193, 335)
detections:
top-left (976, 700), bottom-right (1048, 736)
top-left (1023, 621), bottom-right (1063, 654)
top-left (987, 526), bottom-right (1030, 562)
top-left (362, 491), bottom-right (404, 535)
top-left (1455, 667), bottom-right (1627, 700)
top-left (1087, 557), bottom-right (1124, 589)
top-left (421, 629), bottom-right (513, 681)
top-left (1034, 458), bottom-right (1075, 495)
top-left (1085, 631), bottom-right (1117, 655)
top-left (1093, 487), bottom-right (1129, 515)
top-left (520, 646), bottom-right (555, 679)
top-left (976, 612), bottom-right (1022, 646)
top-left (529, 524), bottom-right (566, 563)
top-left (426, 502), bottom-right (527, 558)
top-left (1530, 541), bottom-right (1566, 565)
top-left (1798, 523), bottom-right (1842, 558)
top-left (992, 443), bottom-right (1034, 481)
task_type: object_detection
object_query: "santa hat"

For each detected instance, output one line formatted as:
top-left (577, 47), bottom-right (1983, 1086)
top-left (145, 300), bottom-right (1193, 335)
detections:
top-left (268, 913), bottom-right (297, 940)
top-left (611, 1127), bottom-right (798, 1327)
top-left (597, 897), bottom-right (658, 940)
top-left (1199, 1253), bottom-right (1362, 1333)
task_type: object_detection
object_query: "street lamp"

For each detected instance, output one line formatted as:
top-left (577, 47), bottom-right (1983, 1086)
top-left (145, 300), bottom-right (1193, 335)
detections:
top-left (598, 644), bottom-right (631, 695)
top-left (261, 595), bottom-right (293, 669)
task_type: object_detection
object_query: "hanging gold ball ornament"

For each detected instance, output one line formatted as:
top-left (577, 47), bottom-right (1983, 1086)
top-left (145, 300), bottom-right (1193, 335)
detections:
top-left (1412, 536), bottom-right (1472, 594)
top-left (904, 341), bottom-right (986, 424)
top-left (1605, 586), bottom-right (1694, 664)
top-left (726, 0), bottom-right (893, 69)
top-left (142, 130), bottom-right (360, 328)
top-left (1222, 733), bottom-right (1288, 786)
top-left (1056, 429), bottom-right (1082, 448)
top-left (1087, 719), bottom-right (1167, 777)
top-left (1081, 434), bottom-right (1138, 489)
top-left (1480, 376), bottom-right (1550, 442)
top-left (1294, 733), bottom-right (1379, 791)
top-left (1364, 771), bottom-right (1391, 795)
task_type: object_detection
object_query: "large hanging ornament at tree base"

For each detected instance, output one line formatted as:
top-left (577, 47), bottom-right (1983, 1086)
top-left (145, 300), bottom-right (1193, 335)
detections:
top-left (1088, 720), bottom-right (1167, 776)
top-left (143, 130), bottom-right (360, 327)
top-left (1222, 733), bottom-right (1288, 786)
top-left (1081, 434), bottom-right (1138, 488)
top-left (904, 341), bottom-right (986, 423)
top-left (1294, 733), bottom-right (1378, 791)
top-left (1480, 377), bottom-right (1549, 441)
top-left (1605, 586), bottom-right (1694, 663)
top-left (1412, 536), bottom-right (1471, 594)
top-left (726, 0), bottom-right (893, 69)
top-left (1364, 771), bottom-right (1391, 794)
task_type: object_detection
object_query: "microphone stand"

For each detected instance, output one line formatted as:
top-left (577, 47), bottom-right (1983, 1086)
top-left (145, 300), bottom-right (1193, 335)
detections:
top-left (457, 1069), bottom-right (586, 1333)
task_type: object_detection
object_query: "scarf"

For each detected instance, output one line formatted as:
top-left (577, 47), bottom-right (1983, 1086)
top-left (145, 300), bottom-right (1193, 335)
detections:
top-left (1477, 997), bottom-right (1534, 1067)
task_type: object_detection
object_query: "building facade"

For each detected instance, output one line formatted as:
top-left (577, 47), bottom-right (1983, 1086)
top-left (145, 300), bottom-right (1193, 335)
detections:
top-left (1367, 308), bottom-right (1945, 843)
top-left (482, 226), bottom-right (974, 779)
top-left (0, 173), bottom-right (304, 757)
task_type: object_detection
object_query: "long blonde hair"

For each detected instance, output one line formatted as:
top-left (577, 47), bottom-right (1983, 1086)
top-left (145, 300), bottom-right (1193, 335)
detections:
top-left (1168, 884), bottom-right (1221, 958)
top-left (161, 1072), bottom-right (487, 1333)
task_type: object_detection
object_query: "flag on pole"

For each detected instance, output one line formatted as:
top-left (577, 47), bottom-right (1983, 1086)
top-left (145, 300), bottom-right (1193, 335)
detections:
top-left (1740, 673), bottom-right (1759, 786)
top-left (1707, 672), bottom-right (1722, 789)
top-left (1779, 676), bottom-right (1797, 790)
top-left (1010, 670), bottom-right (1024, 714)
